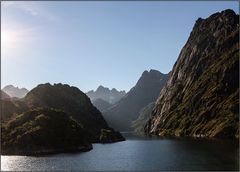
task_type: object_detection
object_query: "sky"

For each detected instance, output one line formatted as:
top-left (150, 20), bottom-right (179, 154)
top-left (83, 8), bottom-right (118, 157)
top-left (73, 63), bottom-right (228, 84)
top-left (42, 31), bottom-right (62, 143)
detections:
top-left (1, 1), bottom-right (239, 92)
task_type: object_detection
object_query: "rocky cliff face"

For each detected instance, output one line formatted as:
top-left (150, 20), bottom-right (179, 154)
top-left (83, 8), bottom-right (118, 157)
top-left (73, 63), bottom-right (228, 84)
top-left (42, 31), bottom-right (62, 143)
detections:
top-left (145, 9), bottom-right (239, 138)
top-left (104, 69), bottom-right (169, 131)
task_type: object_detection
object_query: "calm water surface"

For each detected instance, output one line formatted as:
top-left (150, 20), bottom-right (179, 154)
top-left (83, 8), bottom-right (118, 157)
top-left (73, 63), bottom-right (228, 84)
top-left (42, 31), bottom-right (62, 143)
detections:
top-left (1, 133), bottom-right (239, 171)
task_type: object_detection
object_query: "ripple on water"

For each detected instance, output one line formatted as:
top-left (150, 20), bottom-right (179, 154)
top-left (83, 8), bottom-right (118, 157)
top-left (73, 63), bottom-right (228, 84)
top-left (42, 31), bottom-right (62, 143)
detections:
top-left (1, 137), bottom-right (239, 171)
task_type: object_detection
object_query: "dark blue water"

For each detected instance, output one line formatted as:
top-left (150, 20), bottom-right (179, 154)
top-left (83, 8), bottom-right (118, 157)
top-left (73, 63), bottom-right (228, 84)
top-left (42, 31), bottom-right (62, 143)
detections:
top-left (1, 133), bottom-right (239, 171)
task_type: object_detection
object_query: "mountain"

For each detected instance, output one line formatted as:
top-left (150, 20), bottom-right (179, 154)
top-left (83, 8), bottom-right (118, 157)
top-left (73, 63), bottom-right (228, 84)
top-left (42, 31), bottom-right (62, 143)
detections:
top-left (132, 102), bottom-right (155, 135)
top-left (1, 99), bottom-right (28, 121)
top-left (1, 83), bottom-right (125, 155)
top-left (103, 69), bottom-right (169, 131)
top-left (23, 83), bottom-right (124, 141)
top-left (1, 90), bottom-right (28, 121)
top-left (92, 98), bottom-right (112, 112)
top-left (145, 9), bottom-right (239, 138)
top-left (86, 86), bottom-right (126, 104)
top-left (1, 108), bottom-right (92, 155)
top-left (2, 85), bottom-right (29, 98)
top-left (1, 91), bottom-right (10, 100)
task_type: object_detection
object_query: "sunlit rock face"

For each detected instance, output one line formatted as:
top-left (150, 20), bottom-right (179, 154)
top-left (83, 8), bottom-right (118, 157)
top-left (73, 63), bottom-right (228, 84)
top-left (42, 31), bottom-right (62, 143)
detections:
top-left (145, 9), bottom-right (239, 138)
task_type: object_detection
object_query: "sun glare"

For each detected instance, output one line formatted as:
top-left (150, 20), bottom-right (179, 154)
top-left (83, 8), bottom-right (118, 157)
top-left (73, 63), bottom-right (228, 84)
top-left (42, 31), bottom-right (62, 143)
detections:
top-left (1, 28), bottom-right (33, 56)
top-left (2, 31), bottom-right (12, 44)
top-left (1, 30), bottom-right (19, 51)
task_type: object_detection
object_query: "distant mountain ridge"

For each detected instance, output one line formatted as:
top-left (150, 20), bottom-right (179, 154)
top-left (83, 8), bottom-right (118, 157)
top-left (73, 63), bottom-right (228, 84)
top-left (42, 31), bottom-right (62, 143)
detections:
top-left (2, 85), bottom-right (29, 98)
top-left (86, 86), bottom-right (126, 104)
top-left (103, 69), bottom-right (169, 131)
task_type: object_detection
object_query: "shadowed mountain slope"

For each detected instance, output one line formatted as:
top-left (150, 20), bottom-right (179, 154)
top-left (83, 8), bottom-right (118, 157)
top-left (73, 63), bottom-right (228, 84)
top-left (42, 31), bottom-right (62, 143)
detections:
top-left (104, 69), bottom-right (169, 131)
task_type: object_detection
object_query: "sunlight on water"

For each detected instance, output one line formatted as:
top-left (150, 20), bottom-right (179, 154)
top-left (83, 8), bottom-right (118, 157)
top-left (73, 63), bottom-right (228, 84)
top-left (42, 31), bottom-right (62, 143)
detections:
top-left (1, 137), bottom-right (239, 171)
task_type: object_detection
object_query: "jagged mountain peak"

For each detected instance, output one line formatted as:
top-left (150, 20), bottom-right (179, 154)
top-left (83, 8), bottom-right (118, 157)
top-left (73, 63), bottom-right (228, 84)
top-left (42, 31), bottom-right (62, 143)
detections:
top-left (96, 85), bottom-right (110, 92)
top-left (103, 69), bottom-right (169, 131)
top-left (136, 69), bottom-right (168, 88)
top-left (86, 85), bottom-right (126, 104)
top-left (2, 85), bottom-right (29, 98)
top-left (142, 69), bottom-right (164, 76)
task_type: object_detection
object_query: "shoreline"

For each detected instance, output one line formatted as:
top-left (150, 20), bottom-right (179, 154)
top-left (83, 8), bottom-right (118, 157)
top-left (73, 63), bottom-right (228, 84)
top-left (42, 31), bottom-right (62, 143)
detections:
top-left (1, 145), bottom-right (93, 156)
top-left (1, 138), bottom-right (126, 156)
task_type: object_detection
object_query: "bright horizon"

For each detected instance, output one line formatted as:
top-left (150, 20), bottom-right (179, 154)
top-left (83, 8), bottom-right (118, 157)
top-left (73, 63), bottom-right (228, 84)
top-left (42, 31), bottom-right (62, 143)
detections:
top-left (1, 1), bottom-right (239, 92)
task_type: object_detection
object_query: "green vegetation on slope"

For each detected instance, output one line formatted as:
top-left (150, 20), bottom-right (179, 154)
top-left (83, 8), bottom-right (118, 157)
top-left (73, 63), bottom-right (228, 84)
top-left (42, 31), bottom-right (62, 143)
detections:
top-left (1, 108), bottom-right (92, 155)
top-left (1, 83), bottom-right (125, 155)
top-left (132, 102), bottom-right (155, 135)
top-left (145, 9), bottom-right (239, 138)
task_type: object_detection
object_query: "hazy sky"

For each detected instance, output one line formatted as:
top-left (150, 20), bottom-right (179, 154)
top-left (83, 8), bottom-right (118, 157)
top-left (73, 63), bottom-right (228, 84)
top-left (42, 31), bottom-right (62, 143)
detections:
top-left (1, 1), bottom-right (238, 92)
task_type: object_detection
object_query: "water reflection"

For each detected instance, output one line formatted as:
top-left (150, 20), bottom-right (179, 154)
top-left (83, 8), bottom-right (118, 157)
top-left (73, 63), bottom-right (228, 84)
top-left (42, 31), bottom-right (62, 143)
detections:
top-left (1, 133), bottom-right (239, 171)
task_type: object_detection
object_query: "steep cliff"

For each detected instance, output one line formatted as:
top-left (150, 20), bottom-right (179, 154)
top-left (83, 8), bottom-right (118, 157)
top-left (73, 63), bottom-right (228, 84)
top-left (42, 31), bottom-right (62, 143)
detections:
top-left (145, 9), bottom-right (239, 138)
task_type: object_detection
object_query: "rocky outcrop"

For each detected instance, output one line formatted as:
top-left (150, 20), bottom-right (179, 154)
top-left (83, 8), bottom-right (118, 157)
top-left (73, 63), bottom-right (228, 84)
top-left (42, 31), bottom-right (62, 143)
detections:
top-left (99, 129), bottom-right (125, 143)
top-left (145, 9), bottom-right (239, 138)
top-left (2, 85), bottom-right (29, 98)
top-left (104, 69), bottom-right (169, 131)
top-left (86, 86), bottom-right (126, 104)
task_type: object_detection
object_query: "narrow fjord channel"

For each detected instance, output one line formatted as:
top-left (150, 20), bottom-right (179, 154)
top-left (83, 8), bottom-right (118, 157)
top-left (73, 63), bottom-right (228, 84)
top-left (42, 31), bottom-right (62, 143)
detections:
top-left (1, 132), bottom-right (239, 171)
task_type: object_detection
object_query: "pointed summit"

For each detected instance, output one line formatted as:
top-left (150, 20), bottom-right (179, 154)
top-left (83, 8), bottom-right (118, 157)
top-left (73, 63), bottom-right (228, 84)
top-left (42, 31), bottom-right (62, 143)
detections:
top-left (96, 85), bottom-right (110, 93)
top-left (136, 69), bottom-right (167, 88)
top-left (146, 9), bottom-right (239, 138)
top-left (103, 69), bottom-right (169, 131)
